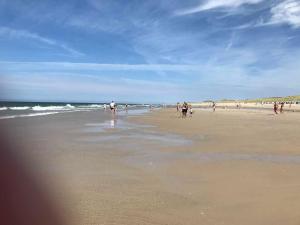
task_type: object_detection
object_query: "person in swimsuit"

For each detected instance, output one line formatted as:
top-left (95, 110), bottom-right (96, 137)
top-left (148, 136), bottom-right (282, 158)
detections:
top-left (110, 101), bottom-right (116, 114)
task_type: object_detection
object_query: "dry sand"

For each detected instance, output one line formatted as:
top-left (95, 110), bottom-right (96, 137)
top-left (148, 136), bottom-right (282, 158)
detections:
top-left (191, 102), bottom-right (300, 112)
top-left (2, 108), bottom-right (300, 225)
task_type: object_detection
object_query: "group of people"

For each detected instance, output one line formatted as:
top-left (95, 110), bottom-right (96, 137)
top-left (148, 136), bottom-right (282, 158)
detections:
top-left (177, 102), bottom-right (193, 118)
top-left (177, 101), bottom-right (287, 116)
top-left (273, 102), bottom-right (285, 114)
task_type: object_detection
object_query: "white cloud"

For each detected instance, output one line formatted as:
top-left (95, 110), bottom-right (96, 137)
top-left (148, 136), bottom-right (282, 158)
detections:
top-left (269, 0), bottom-right (300, 28)
top-left (0, 27), bottom-right (84, 56)
top-left (0, 61), bottom-right (202, 72)
top-left (175, 0), bottom-right (265, 15)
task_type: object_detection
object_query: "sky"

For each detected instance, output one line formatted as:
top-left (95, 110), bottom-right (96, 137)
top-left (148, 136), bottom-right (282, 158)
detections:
top-left (0, 0), bottom-right (300, 103)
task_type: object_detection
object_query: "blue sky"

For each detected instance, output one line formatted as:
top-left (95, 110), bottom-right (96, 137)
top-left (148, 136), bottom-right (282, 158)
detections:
top-left (0, 0), bottom-right (300, 103)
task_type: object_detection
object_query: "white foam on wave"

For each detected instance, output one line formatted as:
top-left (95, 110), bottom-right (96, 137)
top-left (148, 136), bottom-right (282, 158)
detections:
top-left (0, 107), bottom-right (8, 110)
top-left (0, 112), bottom-right (59, 120)
top-left (9, 106), bottom-right (30, 110)
top-left (32, 104), bottom-right (74, 111)
top-left (77, 104), bottom-right (103, 109)
top-left (66, 104), bottom-right (75, 109)
top-left (88, 104), bottom-right (103, 108)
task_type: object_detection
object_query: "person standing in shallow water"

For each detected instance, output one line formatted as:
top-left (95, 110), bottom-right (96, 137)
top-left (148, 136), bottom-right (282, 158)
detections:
top-left (110, 101), bottom-right (116, 114)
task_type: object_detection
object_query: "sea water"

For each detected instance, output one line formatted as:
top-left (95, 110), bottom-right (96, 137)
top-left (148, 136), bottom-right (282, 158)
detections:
top-left (0, 101), bottom-right (161, 120)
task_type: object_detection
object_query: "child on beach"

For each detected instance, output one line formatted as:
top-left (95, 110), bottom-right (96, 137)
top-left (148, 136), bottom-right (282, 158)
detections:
top-left (189, 105), bottom-right (193, 117)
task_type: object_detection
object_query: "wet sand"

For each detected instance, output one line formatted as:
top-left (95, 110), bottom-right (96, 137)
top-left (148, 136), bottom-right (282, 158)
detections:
top-left (2, 108), bottom-right (300, 225)
top-left (131, 108), bottom-right (300, 225)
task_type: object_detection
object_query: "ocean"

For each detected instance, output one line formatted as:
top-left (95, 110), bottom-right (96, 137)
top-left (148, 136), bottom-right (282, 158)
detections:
top-left (0, 101), bottom-right (156, 120)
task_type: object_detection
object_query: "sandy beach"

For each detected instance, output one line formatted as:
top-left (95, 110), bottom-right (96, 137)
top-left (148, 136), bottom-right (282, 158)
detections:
top-left (2, 1), bottom-right (300, 224)
top-left (2, 107), bottom-right (300, 225)
top-left (191, 102), bottom-right (300, 112)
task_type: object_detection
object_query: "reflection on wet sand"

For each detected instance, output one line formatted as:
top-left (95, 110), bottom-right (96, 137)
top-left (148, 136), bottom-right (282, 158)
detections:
top-left (83, 114), bottom-right (300, 168)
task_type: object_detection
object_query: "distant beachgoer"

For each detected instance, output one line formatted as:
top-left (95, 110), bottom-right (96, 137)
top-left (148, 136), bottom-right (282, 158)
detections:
top-left (212, 102), bottom-right (216, 112)
top-left (280, 102), bottom-right (284, 113)
top-left (104, 104), bottom-right (107, 111)
top-left (110, 101), bottom-right (116, 113)
top-left (125, 104), bottom-right (128, 111)
top-left (189, 105), bottom-right (193, 117)
top-left (273, 102), bottom-right (278, 114)
top-left (176, 102), bottom-right (180, 112)
top-left (182, 102), bottom-right (188, 118)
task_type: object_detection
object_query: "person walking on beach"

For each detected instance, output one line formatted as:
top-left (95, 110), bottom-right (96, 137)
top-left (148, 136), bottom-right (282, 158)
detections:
top-left (212, 102), bottom-right (216, 112)
top-left (110, 101), bottom-right (116, 114)
top-left (176, 102), bottom-right (180, 112)
top-left (182, 102), bottom-right (188, 118)
top-left (273, 102), bottom-right (278, 114)
top-left (189, 105), bottom-right (193, 117)
top-left (280, 102), bottom-right (284, 113)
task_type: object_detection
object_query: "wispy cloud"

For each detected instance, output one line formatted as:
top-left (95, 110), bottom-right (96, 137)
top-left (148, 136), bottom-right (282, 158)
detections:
top-left (0, 61), bottom-right (202, 72)
top-left (175, 0), bottom-right (265, 16)
top-left (2, 54), bottom-right (300, 102)
top-left (269, 0), bottom-right (300, 28)
top-left (1, 0), bottom-right (300, 102)
top-left (225, 32), bottom-right (237, 51)
top-left (231, 0), bottom-right (300, 29)
top-left (0, 27), bottom-right (84, 56)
